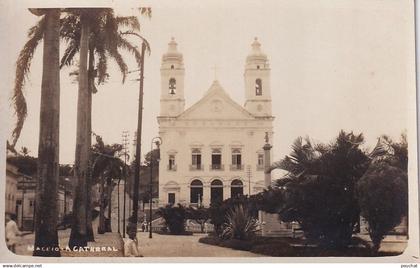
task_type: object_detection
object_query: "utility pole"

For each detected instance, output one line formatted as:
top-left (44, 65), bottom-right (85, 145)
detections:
top-left (121, 131), bottom-right (130, 238)
top-left (246, 165), bottom-right (252, 196)
top-left (132, 42), bottom-right (147, 229)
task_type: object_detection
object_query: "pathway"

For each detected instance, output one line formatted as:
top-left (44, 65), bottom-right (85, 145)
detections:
top-left (136, 232), bottom-right (263, 257)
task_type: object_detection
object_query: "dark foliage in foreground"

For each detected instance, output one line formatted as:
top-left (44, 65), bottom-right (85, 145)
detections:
top-left (156, 204), bottom-right (187, 234)
top-left (198, 235), bottom-right (402, 257)
top-left (264, 131), bottom-right (408, 250)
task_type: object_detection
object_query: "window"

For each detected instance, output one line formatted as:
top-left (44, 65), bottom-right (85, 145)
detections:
top-left (190, 179), bottom-right (203, 204)
top-left (168, 155), bottom-right (176, 170)
top-left (169, 78), bottom-right (176, 94)
top-left (211, 149), bottom-right (222, 170)
top-left (231, 179), bottom-right (244, 197)
top-left (171, 65), bottom-right (174, 69)
top-left (258, 154), bottom-right (264, 166)
top-left (210, 179), bottom-right (223, 204)
top-left (231, 149), bottom-right (242, 170)
top-left (168, 193), bottom-right (175, 205)
top-left (191, 149), bottom-right (202, 170)
top-left (255, 78), bottom-right (262, 96)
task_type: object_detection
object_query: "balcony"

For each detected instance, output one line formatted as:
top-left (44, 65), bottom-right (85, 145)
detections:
top-left (189, 164), bottom-right (203, 171)
top-left (167, 164), bottom-right (177, 171)
top-left (230, 164), bottom-right (244, 171)
top-left (256, 164), bottom-right (264, 171)
top-left (210, 164), bottom-right (224, 171)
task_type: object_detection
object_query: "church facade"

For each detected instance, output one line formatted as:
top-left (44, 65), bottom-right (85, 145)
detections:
top-left (157, 38), bottom-right (274, 207)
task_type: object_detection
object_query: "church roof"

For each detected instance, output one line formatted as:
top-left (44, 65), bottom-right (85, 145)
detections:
top-left (177, 80), bottom-right (255, 120)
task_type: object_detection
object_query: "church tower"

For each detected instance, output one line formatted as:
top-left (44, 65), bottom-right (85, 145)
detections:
top-left (160, 38), bottom-right (185, 117)
top-left (244, 38), bottom-right (272, 117)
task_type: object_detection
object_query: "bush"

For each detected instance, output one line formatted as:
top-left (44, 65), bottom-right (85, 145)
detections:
top-left (156, 204), bottom-right (187, 235)
top-left (209, 195), bottom-right (260, 235)
top-left (221, 205), bottom-right (258, 241)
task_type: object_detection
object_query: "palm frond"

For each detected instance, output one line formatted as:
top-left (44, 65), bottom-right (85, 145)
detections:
top-left (120, 31), bottom-right (151, 55)
top-left (60, 39), bottom-right (79, 68)
top-left (106, 46), bottom-right (128, 83)
top-left (11, 16), bottom-right (45, 147)
top-left (115, 16), bottom-right (140, 32)
top-left (138, 7), bottom-right (152, 18)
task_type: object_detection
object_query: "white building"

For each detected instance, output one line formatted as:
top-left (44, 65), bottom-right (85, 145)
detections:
top-left (158, 38), bottom-right (274, 207)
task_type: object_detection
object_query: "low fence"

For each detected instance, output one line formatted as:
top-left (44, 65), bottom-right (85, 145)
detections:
top-left (147, 222), bottom-right (215, 234)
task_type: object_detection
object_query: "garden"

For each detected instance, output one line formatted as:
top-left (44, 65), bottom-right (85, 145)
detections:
top-left (156, 131), bottom-right (408, 257)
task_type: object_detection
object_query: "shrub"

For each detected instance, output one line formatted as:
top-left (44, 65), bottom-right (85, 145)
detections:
top-left (221, 205), bottom-right (258, 241)
top-left (209, 195), bottom-right (260, 235)
top-left (156, 204), bottom-right (187, 234)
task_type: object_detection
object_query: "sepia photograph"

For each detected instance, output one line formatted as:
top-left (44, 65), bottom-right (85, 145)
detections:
top-left (0, 0), bottom-right (418, 264)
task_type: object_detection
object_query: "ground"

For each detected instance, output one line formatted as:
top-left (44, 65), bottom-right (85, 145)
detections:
top-left (136, 232), bottom-right (263, 257)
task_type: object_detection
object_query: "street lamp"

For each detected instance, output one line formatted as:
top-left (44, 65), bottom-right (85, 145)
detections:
top-left (64, 177), bottom-right (70, 215)
top-left (149, 136), bottom-right (162, 239)
top-left (117, 178), bottom-right (121, 234)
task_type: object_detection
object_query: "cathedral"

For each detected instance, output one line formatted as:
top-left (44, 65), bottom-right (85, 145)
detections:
top-left (157, 37), bottom-right (274, 207)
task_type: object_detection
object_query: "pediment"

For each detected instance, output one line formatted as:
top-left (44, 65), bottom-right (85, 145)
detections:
top-left (178, 80), bottom-right (254, 120)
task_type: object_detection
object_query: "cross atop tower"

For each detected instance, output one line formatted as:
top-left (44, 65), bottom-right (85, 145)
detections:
top-left (212, 65), bottom-right (219, 80)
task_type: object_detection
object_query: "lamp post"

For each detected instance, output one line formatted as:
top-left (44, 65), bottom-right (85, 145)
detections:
top-left (149, 136), bottom-right (161, 239)
top-left (21, 177), bottom-right (25, 229)
top-left (117, 178), bottom-right (121, 234)
top-left (64, 177), bottom-right (70, 215)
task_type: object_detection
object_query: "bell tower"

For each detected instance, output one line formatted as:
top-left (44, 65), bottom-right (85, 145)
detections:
top-left (244, 38), bottom-right (272, 117)
top-left (160, 37), bottom-right (185, 117)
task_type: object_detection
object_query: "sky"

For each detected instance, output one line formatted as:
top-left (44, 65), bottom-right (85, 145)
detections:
top-left (0, 0), bottom-right (415, 165)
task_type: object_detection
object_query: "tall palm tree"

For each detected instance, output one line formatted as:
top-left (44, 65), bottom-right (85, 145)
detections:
top-left (28, 8), bottom-right (61, 257)
top-left (64, 8), bottom-right (150, 246)
top-left (11, 8), bottom-right (150, 246)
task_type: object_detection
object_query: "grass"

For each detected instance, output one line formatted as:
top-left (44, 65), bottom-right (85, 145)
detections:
top-left (198, 235), bottom-right (402, 257)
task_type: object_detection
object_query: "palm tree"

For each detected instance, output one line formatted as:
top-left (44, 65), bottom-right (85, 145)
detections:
top-left (65, 8), bottom-right (150, 246)
top-left (28, 8), bottom-right (61, 257)
top-left (91, 135), bottom-right (124, 234)
top-left (10, 7), bottom-right (150, 248)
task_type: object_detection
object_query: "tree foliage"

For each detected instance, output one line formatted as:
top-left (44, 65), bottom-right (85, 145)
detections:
top-left (156, 204), bottom-right (187, 234)
top-left (266, 131), bottom-right (408, 250)
top-left (268, 131), bottom-right (374, 248)
top-left (356, 134), bottom-right (408, 251)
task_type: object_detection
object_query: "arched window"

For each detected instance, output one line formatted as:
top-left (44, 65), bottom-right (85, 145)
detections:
top-left (231, 179), bottom-right (244, 198)
top-left (210, 179), bottom-right (223, 204)
top-left (169, 78), bottom-right (176, 94)
top-left (190, 179), bottom-right (203, 204)
top-left (255, 78), bottom-right (262, 96)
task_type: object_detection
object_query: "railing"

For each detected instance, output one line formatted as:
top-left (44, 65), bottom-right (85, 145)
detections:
top-left (256, 164), bottom-right (264, 171)
top-left (167, 164), bottom-right (177, 171)
top-left (189, 164), bottom-right (203, 171)
top-left (230, 164), bottom-right (244, 171)
top-left (210, 164), bottom-right (224, 171)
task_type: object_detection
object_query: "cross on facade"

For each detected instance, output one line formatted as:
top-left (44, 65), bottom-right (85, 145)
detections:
top-left (212, 65), bottom-right (219, 80)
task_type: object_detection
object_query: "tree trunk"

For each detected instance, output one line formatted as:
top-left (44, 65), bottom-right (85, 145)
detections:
top-left (69, 13), bottom-right (90, 249)
top-left (85, 44), bottom-right (95, 242)
top-left (33, 8), bottom-right (61, 257)
top-left (98, 175), bottom-right (106, 234)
